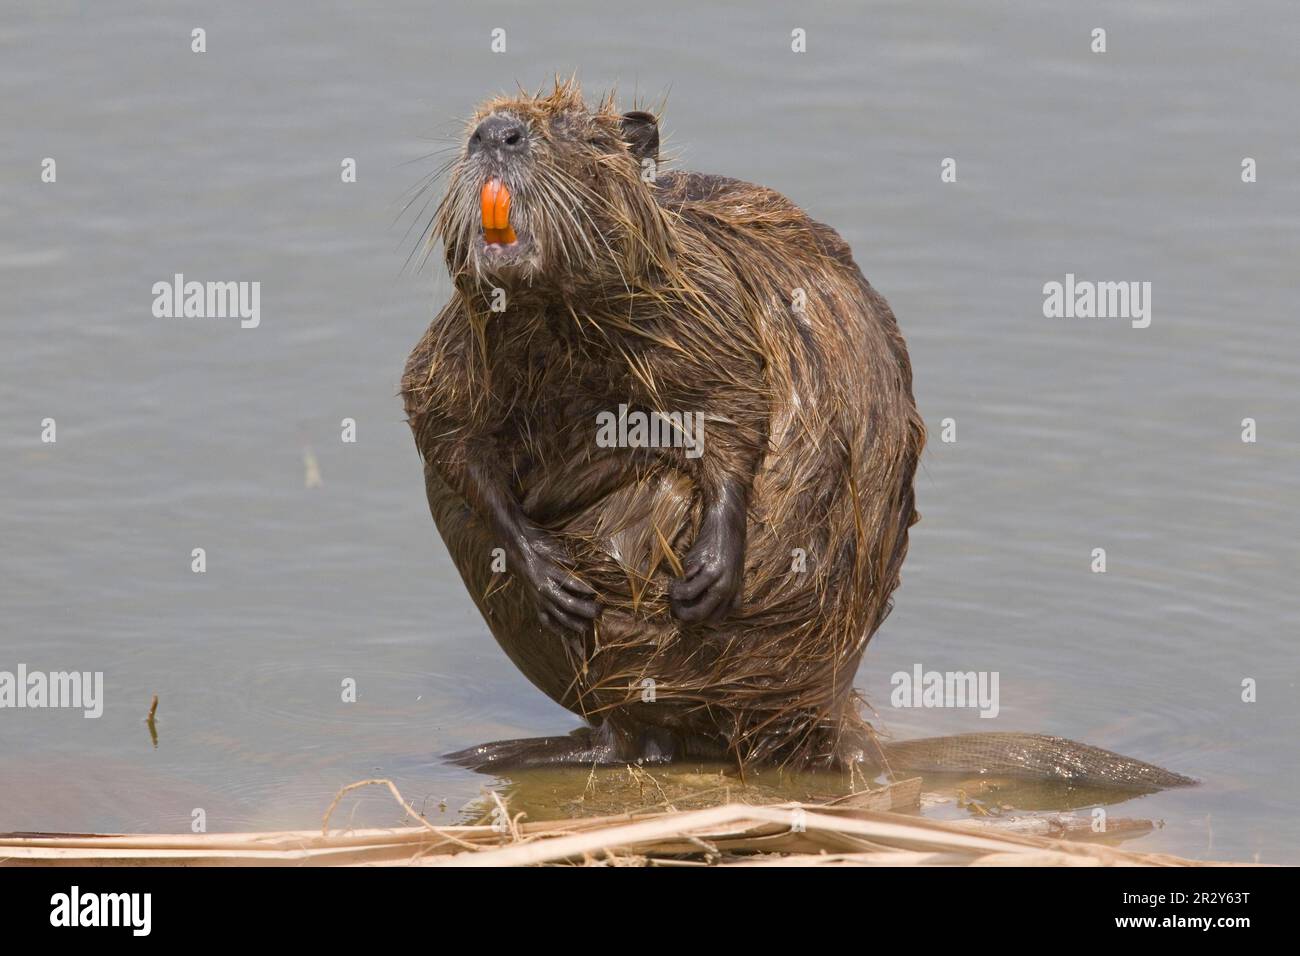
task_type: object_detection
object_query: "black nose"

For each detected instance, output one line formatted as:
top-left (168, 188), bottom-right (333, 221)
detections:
top-left (469, 115), bottom-right (527, 155)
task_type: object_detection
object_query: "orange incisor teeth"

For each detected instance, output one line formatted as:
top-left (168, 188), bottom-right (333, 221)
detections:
top-left (480, 178), bottom-right (517, 244)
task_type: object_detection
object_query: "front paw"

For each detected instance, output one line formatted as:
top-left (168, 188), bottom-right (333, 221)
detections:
top-left (670, 532), bottom-right (744, 624)
top-left (517, 534), bottom-right (601, 633)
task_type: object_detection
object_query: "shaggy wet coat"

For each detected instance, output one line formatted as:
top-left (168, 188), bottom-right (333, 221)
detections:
top-left (403, 81), bottom-right (924, 767)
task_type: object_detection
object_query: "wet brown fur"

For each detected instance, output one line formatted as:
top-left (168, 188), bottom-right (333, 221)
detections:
top-left (402, 79), bottom-right (925, 767)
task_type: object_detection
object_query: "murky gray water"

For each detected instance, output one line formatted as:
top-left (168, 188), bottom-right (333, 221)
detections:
top-left (2, 1), bottom-right (1297, 861)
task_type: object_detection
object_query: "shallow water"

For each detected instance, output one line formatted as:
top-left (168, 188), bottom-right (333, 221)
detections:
top-left (2, 1), bottom-right (1297, 861)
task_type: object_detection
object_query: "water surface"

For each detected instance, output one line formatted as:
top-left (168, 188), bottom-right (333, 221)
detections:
top-left (1, 0), bottom-right (1297, 861)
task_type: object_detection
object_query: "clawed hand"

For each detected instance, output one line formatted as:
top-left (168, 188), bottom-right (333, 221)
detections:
top-left (515, 532), bottom-right (601, 632)
top-left (510, 499), bottom-right (746, 632)
top-left (670, 504), bottom-right (745, 624)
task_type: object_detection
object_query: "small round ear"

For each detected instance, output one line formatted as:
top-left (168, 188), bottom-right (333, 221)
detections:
top-left (620, 111), bottom-right (660, 163)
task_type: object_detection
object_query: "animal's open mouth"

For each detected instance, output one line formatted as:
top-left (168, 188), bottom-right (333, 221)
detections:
top-left (480, 177), bottom-right (518, 246)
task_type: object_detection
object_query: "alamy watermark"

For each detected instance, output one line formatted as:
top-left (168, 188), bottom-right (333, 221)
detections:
top-left (890, 663), bottom-right (999, 718)
top-left (595, 404), bottom-right (704, 459)
top-left (50, 886), bottom-right (150, 936)
top-left (0, 664), bottom-right (103, 718)
top-left (152, 273), bottom-right (261, 329)
top-left (1042, 273), bottom-right (1151, 329)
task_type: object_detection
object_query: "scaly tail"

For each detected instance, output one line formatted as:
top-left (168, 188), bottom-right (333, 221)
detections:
top-left (871, 732), bottom-right (1197, 792)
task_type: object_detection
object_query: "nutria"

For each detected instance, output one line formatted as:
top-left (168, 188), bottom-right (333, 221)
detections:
top-left (401, 79), bottom-right (1194, 790)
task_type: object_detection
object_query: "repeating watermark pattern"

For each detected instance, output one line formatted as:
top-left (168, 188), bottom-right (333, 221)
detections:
top-left (0, 665), bottom-right (103, 718)
top-left (151, 274), bottom-right (261, 329)
top-left (890, 663), bottom-right (999, 718)
top-left (7, 6), bottom-right (1281, 871)
top-left (50, 887), bottom-right (151, 936)
top-left (488, 793), bottom-right (510, 832)
top-left (595, 404), bottom-right (705, 459)
top-left (1042, 274), bottom-right (1151, 329)
top-left (789, 287), bottom-right (806, 314)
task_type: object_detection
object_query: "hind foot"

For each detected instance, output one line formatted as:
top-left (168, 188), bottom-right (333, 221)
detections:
top-left (444, 724), bottom-right (677, 772)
